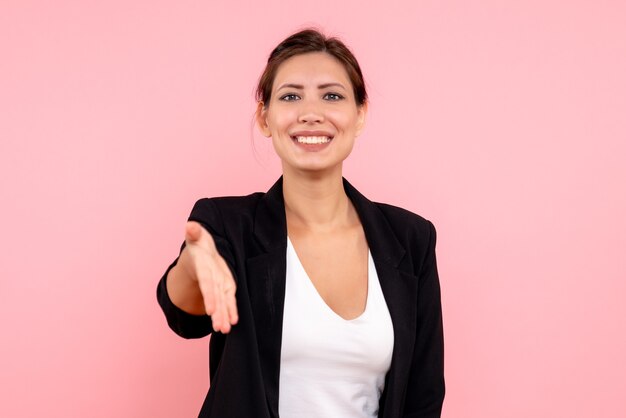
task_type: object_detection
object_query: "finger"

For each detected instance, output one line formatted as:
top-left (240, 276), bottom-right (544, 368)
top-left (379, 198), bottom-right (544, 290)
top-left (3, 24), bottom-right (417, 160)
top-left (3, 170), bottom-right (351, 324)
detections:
top-left (220, 281), bottom-right (234, 332)
top-left (217, 297), bottom-right (231, 333)
top-left (216, 276), bottom-right (235, 333)
top-left (216, 258), bottom-right (238, 327)
top-left (225, 285), bottom-right (239, 325)
top-left (197, 272), bottom-right (216, 315)
top-left (212, 276), bottom-right (226, 331)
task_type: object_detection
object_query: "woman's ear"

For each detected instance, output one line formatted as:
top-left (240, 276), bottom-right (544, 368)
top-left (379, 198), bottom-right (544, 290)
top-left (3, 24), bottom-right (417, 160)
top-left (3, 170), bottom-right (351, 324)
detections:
top-left (355, 101), bottom-right (368, 137)
top-left (255, 102), bottom-right (271, 137)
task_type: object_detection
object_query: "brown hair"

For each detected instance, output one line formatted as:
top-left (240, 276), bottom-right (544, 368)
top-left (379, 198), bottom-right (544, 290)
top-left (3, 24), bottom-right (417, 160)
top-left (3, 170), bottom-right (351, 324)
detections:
top-left (256, 28), bottom-right (368, 107)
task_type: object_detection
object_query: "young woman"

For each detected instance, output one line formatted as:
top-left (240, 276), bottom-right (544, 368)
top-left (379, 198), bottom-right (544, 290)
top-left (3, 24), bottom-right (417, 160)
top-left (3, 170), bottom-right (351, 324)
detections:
top-left (157, 28), bottom-right (445, 418)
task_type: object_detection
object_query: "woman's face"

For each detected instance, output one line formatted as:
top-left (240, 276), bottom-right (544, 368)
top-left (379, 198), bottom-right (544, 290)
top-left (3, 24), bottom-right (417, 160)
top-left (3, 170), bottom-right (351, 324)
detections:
top-left (257, 52), bottom-right (367, 175)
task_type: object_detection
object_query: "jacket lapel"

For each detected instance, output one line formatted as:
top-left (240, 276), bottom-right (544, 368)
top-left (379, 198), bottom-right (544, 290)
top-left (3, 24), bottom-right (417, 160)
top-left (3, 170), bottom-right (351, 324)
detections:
top-left (344, 179), bottom-right (418, 417)
top-left (248, 177), bottom-right (417, 418)
top-left (247, 178), bottom-right (287, 418)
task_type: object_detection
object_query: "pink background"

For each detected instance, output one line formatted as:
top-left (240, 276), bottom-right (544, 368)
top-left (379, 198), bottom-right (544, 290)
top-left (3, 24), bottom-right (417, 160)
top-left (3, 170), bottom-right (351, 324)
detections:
top-left (1, 1), bottom-right (625, 417)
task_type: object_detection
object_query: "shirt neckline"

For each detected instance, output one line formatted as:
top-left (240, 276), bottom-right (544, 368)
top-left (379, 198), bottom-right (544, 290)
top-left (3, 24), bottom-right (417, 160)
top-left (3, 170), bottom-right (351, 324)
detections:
top-left (286, 236), bottom-right (372, 322)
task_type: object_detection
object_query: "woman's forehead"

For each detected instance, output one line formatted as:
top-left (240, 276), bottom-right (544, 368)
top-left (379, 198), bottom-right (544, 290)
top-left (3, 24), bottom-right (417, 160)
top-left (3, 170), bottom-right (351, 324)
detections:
top-left (272, 52), bottom-right (351, 88)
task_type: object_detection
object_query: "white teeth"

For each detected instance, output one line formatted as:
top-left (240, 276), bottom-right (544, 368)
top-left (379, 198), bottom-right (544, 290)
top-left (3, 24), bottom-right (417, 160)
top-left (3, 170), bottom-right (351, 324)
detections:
top-left (294, 136), bottom-right (331, 144)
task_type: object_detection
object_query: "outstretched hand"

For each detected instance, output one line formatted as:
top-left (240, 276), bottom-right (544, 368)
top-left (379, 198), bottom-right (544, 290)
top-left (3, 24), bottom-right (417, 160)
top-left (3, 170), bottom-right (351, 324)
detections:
top-left (180, 221), bottom-right (239, 333)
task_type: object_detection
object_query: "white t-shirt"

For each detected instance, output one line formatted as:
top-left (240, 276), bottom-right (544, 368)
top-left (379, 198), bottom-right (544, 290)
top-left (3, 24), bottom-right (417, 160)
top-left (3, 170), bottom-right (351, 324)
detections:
top-left (279, 238), bottom-right (395, 418)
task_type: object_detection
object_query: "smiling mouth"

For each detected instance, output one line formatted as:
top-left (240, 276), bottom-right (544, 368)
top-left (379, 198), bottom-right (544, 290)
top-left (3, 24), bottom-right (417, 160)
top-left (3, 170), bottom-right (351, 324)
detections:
top-left (291, 135), bottom-right (333, 144)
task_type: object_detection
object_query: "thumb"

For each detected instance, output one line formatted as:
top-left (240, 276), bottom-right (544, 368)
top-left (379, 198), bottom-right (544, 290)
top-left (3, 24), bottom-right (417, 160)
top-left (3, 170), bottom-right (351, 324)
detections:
top-left (185, 221), bottom-right (203, 243)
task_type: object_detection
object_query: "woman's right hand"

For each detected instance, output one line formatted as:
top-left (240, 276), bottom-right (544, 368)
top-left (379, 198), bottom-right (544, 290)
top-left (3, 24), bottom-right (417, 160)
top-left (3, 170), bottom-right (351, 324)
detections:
top-left (176, 221), bottom-right (239, 333)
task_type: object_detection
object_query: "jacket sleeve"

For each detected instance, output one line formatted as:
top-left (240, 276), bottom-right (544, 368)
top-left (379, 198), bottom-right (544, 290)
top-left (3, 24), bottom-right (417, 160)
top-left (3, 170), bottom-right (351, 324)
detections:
top-left (404, 220), bottom-right (445, 417)
top-left (156, 198), bottom-right (237, 339)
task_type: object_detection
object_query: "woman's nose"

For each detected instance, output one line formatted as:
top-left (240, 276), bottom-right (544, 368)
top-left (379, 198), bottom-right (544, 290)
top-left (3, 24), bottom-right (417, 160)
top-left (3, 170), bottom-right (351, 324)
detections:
top-left (297, 102), bottom-right (324, 124)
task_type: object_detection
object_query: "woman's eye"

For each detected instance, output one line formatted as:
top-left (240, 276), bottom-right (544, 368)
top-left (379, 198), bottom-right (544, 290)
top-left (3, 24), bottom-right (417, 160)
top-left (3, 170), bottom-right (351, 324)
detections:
top-left (280, 94), bottom-right (300, 101)
top-left (324, 93), bottom-right (344, 101)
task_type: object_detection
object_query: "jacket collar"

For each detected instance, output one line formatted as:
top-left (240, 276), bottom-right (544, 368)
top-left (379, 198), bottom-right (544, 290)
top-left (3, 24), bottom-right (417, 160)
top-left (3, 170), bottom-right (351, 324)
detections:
top-left (250, 176), bottom-right (412, 418)
top-left (253, 176), bottom-right (406, 267)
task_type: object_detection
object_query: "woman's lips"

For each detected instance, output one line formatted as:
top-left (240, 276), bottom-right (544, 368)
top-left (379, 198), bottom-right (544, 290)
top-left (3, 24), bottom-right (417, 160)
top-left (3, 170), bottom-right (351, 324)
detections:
top-left (291, 135), bottom-right (333, 151)
top-left (292, 135), bottom-right (332, 144)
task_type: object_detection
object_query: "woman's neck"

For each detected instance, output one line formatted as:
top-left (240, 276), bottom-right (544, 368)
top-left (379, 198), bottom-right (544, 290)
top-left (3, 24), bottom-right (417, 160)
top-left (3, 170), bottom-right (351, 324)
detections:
top-left (282, 167), bottom-right (355, 232)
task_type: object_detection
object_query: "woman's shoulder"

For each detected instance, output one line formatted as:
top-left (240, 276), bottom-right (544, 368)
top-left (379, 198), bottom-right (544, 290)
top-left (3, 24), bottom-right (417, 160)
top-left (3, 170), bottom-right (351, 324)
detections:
top-left (188, 191), bottom-right (266, 233)
top-left (343, 178), bottom-right (434, 236)
top-left (192, 192), bottom-right (265, 213)
top-left (371, 201), bottom-right (437, 268)
top-left (370, 201), bottom-right (437, 256)
top-left (373, 201), bottom-right (435, 233)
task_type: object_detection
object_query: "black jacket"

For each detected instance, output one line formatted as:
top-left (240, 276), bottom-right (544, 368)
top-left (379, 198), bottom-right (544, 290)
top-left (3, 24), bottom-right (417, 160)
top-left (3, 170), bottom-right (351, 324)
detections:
top-left (157, 177), bottom-right (445, 417)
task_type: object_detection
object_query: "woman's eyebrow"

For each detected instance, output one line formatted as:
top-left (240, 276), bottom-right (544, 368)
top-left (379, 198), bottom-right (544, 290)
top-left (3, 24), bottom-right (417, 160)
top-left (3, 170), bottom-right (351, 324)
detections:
top-left (276, 82), bottom-right (347, 91)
